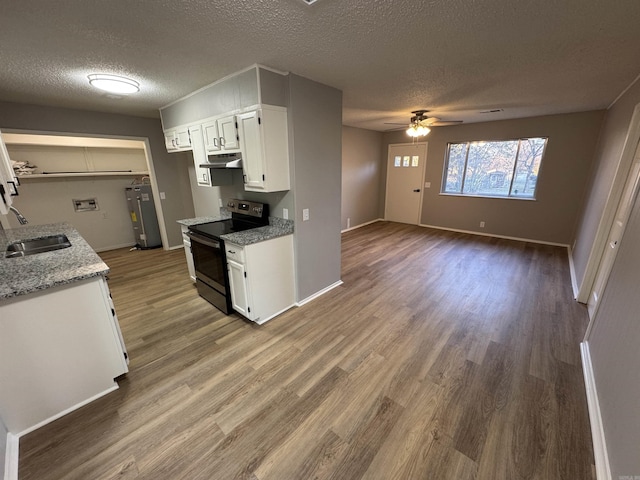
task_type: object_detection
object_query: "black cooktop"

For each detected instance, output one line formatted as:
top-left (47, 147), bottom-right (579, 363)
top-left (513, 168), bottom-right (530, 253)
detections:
top-left (189, 219), bottom-right (260, 239)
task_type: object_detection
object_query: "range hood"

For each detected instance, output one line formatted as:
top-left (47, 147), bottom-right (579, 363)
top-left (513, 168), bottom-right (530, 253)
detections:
top-left (200, 154), bottom-right (242, 169)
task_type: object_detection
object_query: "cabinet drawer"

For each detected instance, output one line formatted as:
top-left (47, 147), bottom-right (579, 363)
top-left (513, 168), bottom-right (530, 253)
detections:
top-left (225, 243), bottom-right (244, 263)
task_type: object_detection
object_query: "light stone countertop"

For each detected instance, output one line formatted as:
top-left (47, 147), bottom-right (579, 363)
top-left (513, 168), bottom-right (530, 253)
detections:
top-left (0, 222), bottom-right (108, 300)
top-left (177, 214), bottom-right (294, 246)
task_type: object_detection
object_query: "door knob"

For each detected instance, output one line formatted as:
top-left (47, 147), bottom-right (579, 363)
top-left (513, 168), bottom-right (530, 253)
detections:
top-left (413, 189), bottom-right (421, 192)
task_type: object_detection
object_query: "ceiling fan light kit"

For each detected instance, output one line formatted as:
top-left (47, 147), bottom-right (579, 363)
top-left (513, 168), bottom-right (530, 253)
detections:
top-left (385, 109), bottom-right (463, 136)
top-left (406, 124), bottom-right (430, 137)
top-left (87, 74), bottom-right (140, 95)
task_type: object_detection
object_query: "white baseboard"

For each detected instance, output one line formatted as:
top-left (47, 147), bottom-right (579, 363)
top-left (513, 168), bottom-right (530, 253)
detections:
top-left (17, 384), bottom-right (119, 437)
top-left (254, 304), bottom-right (297, 325)
top-left (419, 223), bottom-right (570, 247)
top-left (581, 341), bottom-right (611, 480)
top-left (4, 433), bottom-right (19, 480)
top-left (341, 218), bottom-right (383, 233)
top-left (568, 245), bottom-right (580, 300)
top-left (94, 242), bottom-right (137, 253)
top-left (296, 280), bottom-right (343, 307)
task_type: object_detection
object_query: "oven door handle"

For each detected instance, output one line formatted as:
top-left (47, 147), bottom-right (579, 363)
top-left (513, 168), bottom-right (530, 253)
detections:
top-left (186, 231), bottom-right (221, 249)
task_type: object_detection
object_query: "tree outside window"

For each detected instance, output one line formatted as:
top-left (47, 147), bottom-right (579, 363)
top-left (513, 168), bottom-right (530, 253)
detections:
top-left (442, 137), bottom-right (547, 199)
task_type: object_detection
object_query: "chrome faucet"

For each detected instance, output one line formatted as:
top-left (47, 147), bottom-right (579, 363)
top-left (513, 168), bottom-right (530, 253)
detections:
top-left (9, 206), bottom-right (28, 225)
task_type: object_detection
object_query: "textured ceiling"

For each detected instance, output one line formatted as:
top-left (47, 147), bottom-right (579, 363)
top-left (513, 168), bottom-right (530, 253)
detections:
top-left (0, 0), bottom-right (639, 131)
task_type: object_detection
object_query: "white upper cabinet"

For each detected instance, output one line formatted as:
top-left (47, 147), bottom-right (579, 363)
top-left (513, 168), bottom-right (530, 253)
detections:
top-left (237, 106), bottom-right (290, 192)
top-left (203, 115), bottom-right (240, 154)
top-left (202, 120), bottom-right (220, 153)
top-left (187, 125), bottom-right (211, 187)
top-left (0, 130), bottom-right (18, 215)
top-left (164, 127), bottom-right (191, 152)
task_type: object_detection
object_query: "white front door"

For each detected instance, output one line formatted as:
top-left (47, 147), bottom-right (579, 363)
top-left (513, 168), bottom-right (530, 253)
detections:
top-left (385, 143), bottom-right (427, 224)
top-left (587, 140), bottom-right (640, 318)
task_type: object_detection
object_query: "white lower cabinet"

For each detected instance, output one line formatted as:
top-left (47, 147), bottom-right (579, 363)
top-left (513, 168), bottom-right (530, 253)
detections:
top-left (0, 276), bottom-right (128, 433)
top-left (181, 225), bottom-right (196, 282)
top-left (226, 234), bottom-right (295, 324)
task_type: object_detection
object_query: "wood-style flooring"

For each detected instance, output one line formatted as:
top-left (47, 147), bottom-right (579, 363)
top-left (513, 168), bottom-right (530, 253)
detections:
top-left (18, 222), bottom-right (595, 479)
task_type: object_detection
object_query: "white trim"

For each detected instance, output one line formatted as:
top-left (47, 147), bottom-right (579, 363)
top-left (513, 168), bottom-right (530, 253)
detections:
top-left (16, 385), bottom-right (119, 437)
top-left (608, 71), bottom-right (640, 110)
top-left (420, 223), bottom-right (570, 247)
top-left (341, 218), bottom-right (383, 233)
top-left (296, 280), bottom-right (343, 307)
top-left (567, 245), bottom-right (580, 300)
top-left (168, 243), bottom-right (185, 251)
top-left (580, 342), bottom-right (612, 480)
top-left (254, 304), bottom-right (296, 325)
top-left (94, 242), bottom-right (137, 253)
top-left (577, 103), bottom-right (640, 303)
top-left (3, 433), bottom-right (18, 480)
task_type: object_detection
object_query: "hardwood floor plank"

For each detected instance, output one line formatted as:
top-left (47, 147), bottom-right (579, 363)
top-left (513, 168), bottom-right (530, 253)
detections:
top-left (18, 222), bottom-right (595, 479)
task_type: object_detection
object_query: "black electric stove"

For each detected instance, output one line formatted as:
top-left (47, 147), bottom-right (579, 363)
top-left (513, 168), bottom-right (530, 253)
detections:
top-left (187, 200), bottom-right (269, 314)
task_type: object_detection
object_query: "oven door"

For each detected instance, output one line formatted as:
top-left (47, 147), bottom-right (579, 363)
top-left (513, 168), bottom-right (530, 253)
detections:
top-left (186, 231), bottom-right (231, 313)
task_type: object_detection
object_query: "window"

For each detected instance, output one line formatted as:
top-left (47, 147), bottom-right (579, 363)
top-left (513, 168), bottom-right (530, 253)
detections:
top-left (442, 137), bottom-right (547, 199)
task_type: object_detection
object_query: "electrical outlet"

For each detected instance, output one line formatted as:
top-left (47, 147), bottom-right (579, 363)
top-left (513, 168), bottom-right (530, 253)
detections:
top-left (283, 208), bottom-right (289, 219)
top-left (302, 208), bottom-right (310, 221)
top-left (347, 218), bottom-right (351, 229)
top-left (480, 221), bottom-right (485, 228)
top-left (160, 192), bottom-right (166, 200)
top-left (218, 198), bottom-right (223, 208)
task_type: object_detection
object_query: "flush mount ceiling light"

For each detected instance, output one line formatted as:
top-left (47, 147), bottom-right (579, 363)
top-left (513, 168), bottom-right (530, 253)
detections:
top-left (87, 74), bottom-right (140, 94)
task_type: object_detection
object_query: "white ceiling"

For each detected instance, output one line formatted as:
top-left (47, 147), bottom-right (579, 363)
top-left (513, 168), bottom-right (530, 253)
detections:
top-left (1, 0), bottom-right (639, 131)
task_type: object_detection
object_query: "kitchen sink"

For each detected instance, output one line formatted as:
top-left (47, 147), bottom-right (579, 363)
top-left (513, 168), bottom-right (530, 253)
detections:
top-left (5, 234), bottom-right (72, 258)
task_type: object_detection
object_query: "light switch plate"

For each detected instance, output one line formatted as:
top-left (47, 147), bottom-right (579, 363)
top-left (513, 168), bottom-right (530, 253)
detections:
top-left (302, 208), bottom-right (310, 221)
top-left (425, 182), bottom-right (431, 188)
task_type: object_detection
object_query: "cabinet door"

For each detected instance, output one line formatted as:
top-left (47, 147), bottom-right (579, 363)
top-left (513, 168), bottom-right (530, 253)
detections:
top-left (227, 258), bottom-right (251, 319)
top-left (175, 128), bottom-right (191, 150)
top-left (188, 125), bottom-right (211, 186)
top-left (237, 110), bottom-right (265, 190)
top-left (202, 120), bottom-right (221, 153)
top-left (164, 130), bottom-right (177, 152)
top-left (0, 131), bottom-right (16, 214)
top-left (218, 115), bottom-right (240, 151)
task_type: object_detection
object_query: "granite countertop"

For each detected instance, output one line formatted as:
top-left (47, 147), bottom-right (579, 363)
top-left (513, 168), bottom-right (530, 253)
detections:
top-left (222, 217), bottom-right (294, 246)
top-left (177, 210), bottom-right (231, 226)
top-left (0, 223), bottom-right (109, 300)
top-left (177, 214), bottom-right (294, 246)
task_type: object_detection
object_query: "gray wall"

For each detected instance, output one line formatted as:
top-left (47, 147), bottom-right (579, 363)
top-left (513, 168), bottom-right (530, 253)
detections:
top-left (342, 126), bottom-right (384, 230)
top-left (587, 172), bottom-right (640, 478)
top-left (572, 80), bottom-right (640, 287)
top-left (573, 80), bottom-right (640, 477)
top-left (0, 101), bottom-right (193, 248)
top-left (288, 74), bottom-right (342, 301)
top-left (382, 111), bottom-right (605, 244)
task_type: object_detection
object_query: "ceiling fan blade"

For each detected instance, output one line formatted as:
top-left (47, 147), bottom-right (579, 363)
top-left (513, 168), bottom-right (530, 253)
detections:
top-left (431, 120), bottom-right (463, 126)
top-left (383, 122), bottom-right (408, 125)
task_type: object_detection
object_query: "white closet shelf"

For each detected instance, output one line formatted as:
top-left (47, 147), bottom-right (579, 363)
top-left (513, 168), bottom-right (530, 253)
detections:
top-left (17, 171), bottom-right (149, 178)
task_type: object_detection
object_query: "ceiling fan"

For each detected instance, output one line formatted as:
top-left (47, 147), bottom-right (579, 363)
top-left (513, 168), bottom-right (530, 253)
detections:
top-left (385, 110), bottom-right (463, 136)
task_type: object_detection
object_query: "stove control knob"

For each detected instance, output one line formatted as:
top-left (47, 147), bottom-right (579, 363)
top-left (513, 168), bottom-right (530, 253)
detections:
top-left (253, 206), bottom-right (262, 214)
top-left (227, 201), bottom-right (235, 208)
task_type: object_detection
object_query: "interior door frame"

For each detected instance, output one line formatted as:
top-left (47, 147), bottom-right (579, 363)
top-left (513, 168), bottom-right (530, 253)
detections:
top-left (577, 103), bottom-right (640, 307)
top-left (384, 142), bottom-right (428, 225)
top-left (586, 147), bottom-right (640, 321)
